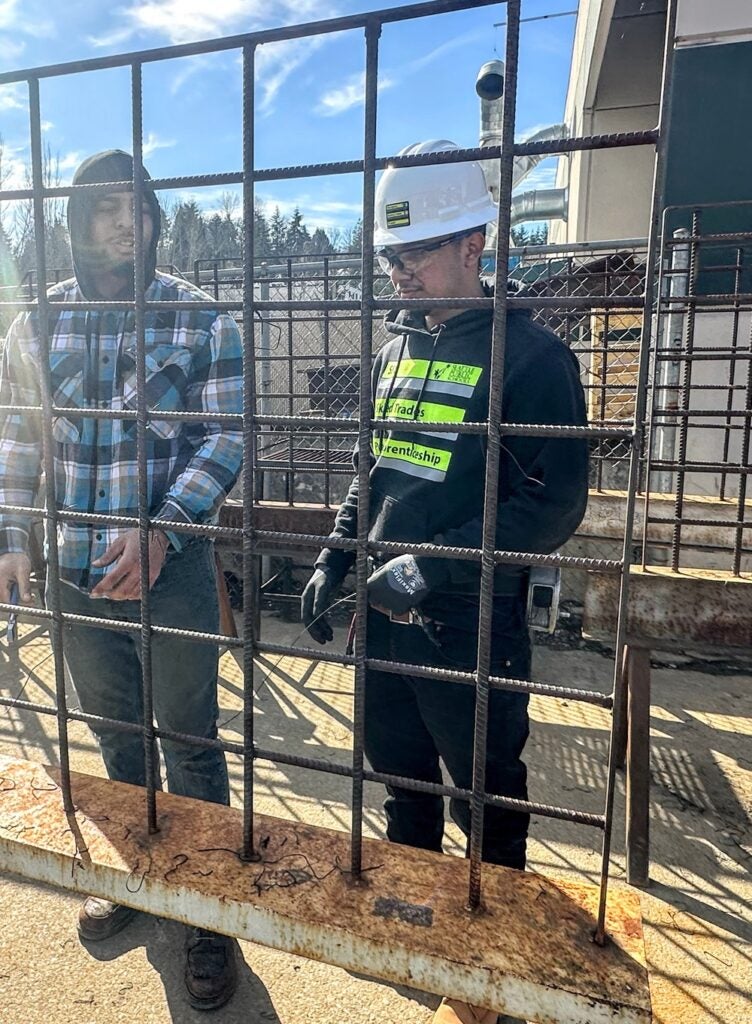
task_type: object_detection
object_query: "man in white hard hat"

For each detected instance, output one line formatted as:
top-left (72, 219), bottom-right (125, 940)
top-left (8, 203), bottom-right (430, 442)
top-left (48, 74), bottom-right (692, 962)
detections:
top-left (302, 141), bottom-right (589, 1024)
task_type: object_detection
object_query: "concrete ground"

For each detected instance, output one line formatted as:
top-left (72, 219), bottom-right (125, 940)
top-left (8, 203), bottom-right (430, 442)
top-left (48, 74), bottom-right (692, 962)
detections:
top-left (0, 610), bottom-right (750, 1024)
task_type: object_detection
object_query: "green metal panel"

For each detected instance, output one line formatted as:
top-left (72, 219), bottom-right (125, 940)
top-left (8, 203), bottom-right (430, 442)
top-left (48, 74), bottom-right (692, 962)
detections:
top-left (664, 41), bottom-right (752, 294)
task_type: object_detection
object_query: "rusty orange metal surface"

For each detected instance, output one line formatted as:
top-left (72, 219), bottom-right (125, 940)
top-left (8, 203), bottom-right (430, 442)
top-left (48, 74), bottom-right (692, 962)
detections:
top-left (583, 565), bottom-right (752, 651)
top-left (0, 755), bottom-right (650, 1023)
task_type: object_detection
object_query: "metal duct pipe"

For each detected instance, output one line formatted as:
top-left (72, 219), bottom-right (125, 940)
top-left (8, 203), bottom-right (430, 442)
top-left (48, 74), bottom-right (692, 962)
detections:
top-left (477, 59), bottom-right (505, 148)
top-left (510, 188), bottom-right (568, 227)
top-left (512, 123), bottom-right (568, 189)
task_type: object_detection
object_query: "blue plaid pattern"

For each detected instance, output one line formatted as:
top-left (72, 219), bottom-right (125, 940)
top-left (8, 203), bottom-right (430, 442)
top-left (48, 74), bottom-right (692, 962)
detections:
top-left (0, 272), bottom-right (243, 591)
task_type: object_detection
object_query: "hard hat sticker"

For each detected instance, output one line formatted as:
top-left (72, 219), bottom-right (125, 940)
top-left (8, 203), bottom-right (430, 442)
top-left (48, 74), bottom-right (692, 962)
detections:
top-left (385, 200), bottom-right (410, 228)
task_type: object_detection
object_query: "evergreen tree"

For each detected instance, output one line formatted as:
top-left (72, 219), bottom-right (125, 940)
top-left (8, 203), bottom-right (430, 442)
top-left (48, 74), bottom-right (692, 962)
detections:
top-left (207, 212), bottom-right (240, 258)
top-left (169, 199), bottom-right (210, 271)
top-left (285, 207), bottom-right (310, 256)
top-left (309, 227), bottom-right (335, 255)
top-left (253, 204), bottom-right (271, 258)
top-left (338, 218), bottom-right (362, 252)
top-left (268, 206), bottom-right (287, 257)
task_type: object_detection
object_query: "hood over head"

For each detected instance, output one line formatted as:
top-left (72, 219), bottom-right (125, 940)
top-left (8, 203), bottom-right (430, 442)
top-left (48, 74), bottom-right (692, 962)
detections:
top-left (67, 149), bottom-right (161, 300)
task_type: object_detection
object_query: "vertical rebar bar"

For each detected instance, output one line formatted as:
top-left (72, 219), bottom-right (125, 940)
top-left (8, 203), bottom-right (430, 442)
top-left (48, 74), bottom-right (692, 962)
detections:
top-left (733, 314), bottom-right (752, 576)
top-left (27, 76), bottom-right (74, 815)
top-left (719, 247), bottom-right (744, 502)
top-left (323, 256), bottom-right (331, 508)
top-left (596, 300), bottom-right (610, 492)
top-left (350, 17), bottom-right (380, 879)
top-left (670, 210), bottom-right (699, 572)
top-left (467, 0), bottom-right (520, 911)
top-left (131, 62), bottom-right (159, 834)
top-left (241, 41), bottom-right (259, 862)
top-left (286, 256), bottom-right (294, 504)
top-left (652, 227), bottom-right (689, 496)
top-left (642, 215), bottom-right (671, 564)
top-left (595, 0), bottom-right (678, 945)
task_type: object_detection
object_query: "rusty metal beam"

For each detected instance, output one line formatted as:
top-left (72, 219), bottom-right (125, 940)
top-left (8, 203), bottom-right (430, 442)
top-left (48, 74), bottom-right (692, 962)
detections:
top-left (0, 755), bottom-right (651, 1024)
top-left (583, 565), bottom-right (752, 651)
top-left (220, 500), bottom-right (336, 538)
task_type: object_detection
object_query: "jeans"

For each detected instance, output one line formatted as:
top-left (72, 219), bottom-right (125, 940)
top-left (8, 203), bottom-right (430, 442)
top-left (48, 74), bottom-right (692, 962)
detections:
top-left (364, 604), bottom-right (530, 870)
top-left (54, 539), bottom-right (229, 806)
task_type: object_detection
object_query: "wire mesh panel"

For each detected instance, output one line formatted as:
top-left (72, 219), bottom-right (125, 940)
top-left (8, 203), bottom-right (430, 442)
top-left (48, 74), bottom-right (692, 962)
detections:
top-left (0, 0), bottom-right (680, 959)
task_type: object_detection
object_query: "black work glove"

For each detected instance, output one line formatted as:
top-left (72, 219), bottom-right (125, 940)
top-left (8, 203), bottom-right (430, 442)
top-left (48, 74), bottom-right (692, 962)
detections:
top-left (301, 565), bottom-right (342, 644)
top-left (367, 554), bottom-right (436, 617)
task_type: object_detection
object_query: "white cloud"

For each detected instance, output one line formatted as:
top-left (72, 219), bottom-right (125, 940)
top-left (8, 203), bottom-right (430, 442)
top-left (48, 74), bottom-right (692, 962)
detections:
top-left (256, 191), bottom-right (362, 231)
top-left (0, 0), bottom-right (54, 38)
top-left (513, 162), bottom-right (558, 193)
top-left (168, 55), bottom-right (210, 96)
top-left (86, 26), bottom-right (135, 49)
top-left (316, 70), bottom-right (394, 117)
top-left (93, 0), bottom-right (330, 47)
top-left (0, 83), bottom-right (26, 112)
top-left (58, 151), bottom-right (84, 172)
top-left (0, 150), bottom-right (28, 191)
top-left (0, 36), bottom-right (25, 63)
top-left (408, 28), bottom-right (487, 73)
top-left (142, 131), bottom-right (176, 158)
top-left (255, 35), bottom-right (331, 113)
top-left (40, 119), bottom-right (54, 132)
top-left (315, 26), bottom-right (484, 118)
top-left (90, 1), bottom-right (338, 113)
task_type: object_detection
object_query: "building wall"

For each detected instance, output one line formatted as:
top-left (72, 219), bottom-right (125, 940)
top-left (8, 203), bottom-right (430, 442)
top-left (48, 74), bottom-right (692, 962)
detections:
top-left (550, 1), bottom-right (665, 244)
top-left (676, 0), bottom-right (752, 46)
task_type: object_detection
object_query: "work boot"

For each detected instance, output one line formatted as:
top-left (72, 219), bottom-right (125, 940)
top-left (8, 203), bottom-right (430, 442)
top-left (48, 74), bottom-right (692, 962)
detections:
top-left (432, 1000), bottom-right (529, 1024)
top-left (184, 927), bottom-right (238, 1011)
top-left (432, 999), bottom-right (499, 1024)
top-left (77, 896), bottom-right (138, 941)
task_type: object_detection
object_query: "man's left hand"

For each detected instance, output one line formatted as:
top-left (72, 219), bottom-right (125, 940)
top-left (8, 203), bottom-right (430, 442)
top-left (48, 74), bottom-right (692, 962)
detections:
top-left (367, 554), bottom-right (430, 617)
top-left (90, 529), bottom-right (169, 600)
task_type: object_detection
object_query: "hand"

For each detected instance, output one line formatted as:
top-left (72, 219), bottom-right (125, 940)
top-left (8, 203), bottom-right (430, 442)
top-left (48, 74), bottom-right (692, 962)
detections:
top-left (0, 553), bottom-right (33, 606)
top-left (301, 566), bottom-right (341, 644)
top-left (367, 554), bottom-right (430, 617)
top-left (90, 529), bottom-right (169, 601)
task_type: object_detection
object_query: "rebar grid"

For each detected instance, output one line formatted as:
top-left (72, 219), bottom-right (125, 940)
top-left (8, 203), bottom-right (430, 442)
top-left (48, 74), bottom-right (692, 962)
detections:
top-left (643, 201), bottom-right (752, 575)
top-left (0, 0), bottom-right (678, 948)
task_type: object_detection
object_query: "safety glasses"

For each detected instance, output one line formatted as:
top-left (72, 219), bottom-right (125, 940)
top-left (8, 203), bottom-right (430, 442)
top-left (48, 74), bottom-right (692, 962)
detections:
top-left (376, 234), bottom-right (462, 274)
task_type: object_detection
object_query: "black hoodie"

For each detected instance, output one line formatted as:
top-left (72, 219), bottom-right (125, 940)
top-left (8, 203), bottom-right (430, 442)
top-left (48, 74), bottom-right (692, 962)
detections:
top-left (318, 299), bottom-right (589, 630)
top-left (66, 149), bottom-right (161, 300)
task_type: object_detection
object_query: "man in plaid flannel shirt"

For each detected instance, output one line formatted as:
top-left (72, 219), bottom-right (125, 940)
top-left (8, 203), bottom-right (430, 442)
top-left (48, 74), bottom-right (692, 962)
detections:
top-left (0, 150), bottom-right (243, 1009)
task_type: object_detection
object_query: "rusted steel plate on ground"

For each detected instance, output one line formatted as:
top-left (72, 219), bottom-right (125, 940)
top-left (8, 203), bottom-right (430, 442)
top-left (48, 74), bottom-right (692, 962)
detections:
top-left (0, 755), bottom-right (650, 1024)
top-left (583, 565), bottom-right (752, 650)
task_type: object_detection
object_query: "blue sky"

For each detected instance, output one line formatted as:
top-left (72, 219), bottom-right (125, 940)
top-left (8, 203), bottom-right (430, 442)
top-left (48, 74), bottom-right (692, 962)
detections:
top-left (0, 0), bottom-right (576, 234)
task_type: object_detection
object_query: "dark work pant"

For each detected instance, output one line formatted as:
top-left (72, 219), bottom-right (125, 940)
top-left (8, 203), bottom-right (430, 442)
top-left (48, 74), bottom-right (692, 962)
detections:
top-left (53, 540), bottom-right (229, 806)
top-left (364, 605), bottom-right (530, 870)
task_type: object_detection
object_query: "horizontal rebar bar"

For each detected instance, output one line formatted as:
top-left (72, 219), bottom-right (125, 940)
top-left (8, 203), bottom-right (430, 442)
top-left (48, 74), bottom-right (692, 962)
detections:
top-left (0, 0), bottom-right (502, 84)
top-left (0, 132), bottom-right (661, 202)
top-left (0, 693), bottom-right (604, 827)
top-left (647, 515), bottom-right (751, 529)
top-left (0, 295), bottom-right (648, 312)
top-left (0, 405), bottom-right (637, 442)
top-left (253, 532), bottom-right (625, 571)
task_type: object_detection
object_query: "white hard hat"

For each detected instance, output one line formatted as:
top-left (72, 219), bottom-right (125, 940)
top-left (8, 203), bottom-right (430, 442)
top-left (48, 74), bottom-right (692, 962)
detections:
top-left (374, 139), bottom-right (498, 248)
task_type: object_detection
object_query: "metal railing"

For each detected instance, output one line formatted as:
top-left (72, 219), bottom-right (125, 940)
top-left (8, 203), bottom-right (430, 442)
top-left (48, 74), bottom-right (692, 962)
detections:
top-left (0, 0), bottom-right (680, 950)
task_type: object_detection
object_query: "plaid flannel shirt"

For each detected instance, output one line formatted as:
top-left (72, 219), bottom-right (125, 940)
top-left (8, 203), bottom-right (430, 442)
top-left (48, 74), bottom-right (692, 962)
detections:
top-left (0, 271), bottom-right (243, 591)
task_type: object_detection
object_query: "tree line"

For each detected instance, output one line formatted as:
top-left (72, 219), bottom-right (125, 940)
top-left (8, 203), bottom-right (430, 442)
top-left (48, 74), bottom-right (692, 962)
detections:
top-left (0, 140), bottom-right (546, 293)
